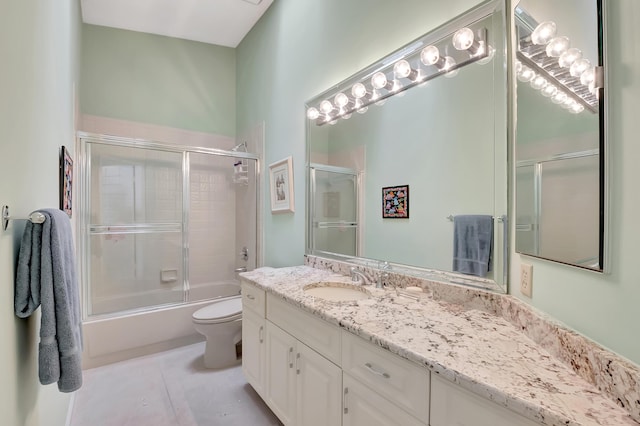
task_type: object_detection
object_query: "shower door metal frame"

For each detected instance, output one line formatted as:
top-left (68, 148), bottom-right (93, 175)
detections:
top-left (77, 132), bottom-right (261, 321)
top-left (308, 163), bottom-right (361, 259)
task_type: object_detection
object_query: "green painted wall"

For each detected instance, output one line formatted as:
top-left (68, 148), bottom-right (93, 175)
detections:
top-left (0, 1), bottom-right (82, 425)
top-left (236, 0), bottom-right (482, 268)
top-left (81, 24), bottom-right (236, 137)
top-left (238, 0), bottom-right (640, 365)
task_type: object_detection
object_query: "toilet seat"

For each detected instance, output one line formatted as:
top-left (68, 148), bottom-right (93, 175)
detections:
top-left (192, 296), bottom-right (242, 324)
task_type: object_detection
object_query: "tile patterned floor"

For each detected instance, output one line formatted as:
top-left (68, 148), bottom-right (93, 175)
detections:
top-left (69, 342), bottom-right (282, 426)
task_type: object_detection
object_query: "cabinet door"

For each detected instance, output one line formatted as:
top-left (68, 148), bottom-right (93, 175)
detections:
top-left (296, 342), bottom-right (342, 426)
top-left (430, 375), bottom-right (539, 426)
top-left (343, 374), bottom-right (426, 426)
top-left (265, 322), bottom-right (297, 425)
top-left (242, 307), bottom-right (265, 397)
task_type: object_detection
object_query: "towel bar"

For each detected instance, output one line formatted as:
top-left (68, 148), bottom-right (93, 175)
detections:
top-left (446, 214), bottom-right (504, 222)
top-left (2, 205), bottom-right (46, 231)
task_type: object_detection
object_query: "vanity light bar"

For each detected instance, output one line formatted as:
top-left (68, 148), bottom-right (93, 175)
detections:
top-left (515, 11), bottom-right (600, 115)
top-left (306, 26), bottom-right (491, 126)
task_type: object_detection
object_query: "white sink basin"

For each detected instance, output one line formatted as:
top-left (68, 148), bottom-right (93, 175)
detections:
top-left (303, 282), bottom-right (371, 302)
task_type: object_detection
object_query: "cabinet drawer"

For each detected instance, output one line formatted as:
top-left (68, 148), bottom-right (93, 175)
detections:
top-left (241, 281), bottom-right (266, 316)
top-left (342, 331), bottom-right (429, 422)
top-left (267, 294), bottom-right (341, 365)
top-left (343, 373), bottom-right (426, 426)
top-left (430, 374), bottom-right (539, 426)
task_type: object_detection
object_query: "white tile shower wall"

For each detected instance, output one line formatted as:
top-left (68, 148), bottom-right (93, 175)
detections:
top-left (189, 154), bottom-right (237, 289)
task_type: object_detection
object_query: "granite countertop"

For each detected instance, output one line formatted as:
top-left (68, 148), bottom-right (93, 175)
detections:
top-left (240, 265), bottom-right (638, 426)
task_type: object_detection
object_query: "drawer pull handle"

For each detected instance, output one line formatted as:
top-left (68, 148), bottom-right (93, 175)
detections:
top-left (289, 347), bottom-right (294, 368)
top-left (364, 362), bottom-right (390, 379)
top-left (343, 387), bottom-right (349, 414)
top-left (296, 353), bottom-right (301, 375)
top-left (246, 294), bottom-right (256, 300)
top-left (259, 326), bottom-right (263, 343)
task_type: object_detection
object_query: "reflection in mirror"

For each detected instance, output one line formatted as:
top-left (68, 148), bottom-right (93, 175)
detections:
top-left (305, 0), bottom-right (508, 292)
top-left (514, 0), bottom-right (606, 271)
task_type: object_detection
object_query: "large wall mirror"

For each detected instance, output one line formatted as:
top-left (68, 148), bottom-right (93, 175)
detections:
top-left (305, 0), bottom-right (509, 292)
top-left (514, 0), bottom-right (607, 271)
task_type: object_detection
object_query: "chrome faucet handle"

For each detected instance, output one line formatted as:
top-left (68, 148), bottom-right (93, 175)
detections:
top-left (377, 262), bottom-right (392, 288)
top-left (350, 267), bottom-right (367, 285)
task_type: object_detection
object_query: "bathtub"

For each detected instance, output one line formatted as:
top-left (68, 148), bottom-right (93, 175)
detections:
top-left (82, 280), bottom-right (241, 369)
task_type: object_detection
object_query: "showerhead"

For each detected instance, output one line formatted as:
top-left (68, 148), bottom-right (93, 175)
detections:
top-left (231, 142), bottom-right (247, 152)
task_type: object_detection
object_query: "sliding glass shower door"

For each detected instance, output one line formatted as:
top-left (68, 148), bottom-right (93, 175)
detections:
top-left (86, 143), bottom-right (185, 316)
top-left (80, 136), bottom-right (259, 318)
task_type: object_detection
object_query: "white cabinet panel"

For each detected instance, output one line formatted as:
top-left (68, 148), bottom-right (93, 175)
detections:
top-left (342, 374), bottom-right (426, 426)
top-left (296, 342), bottom-right (342, 426)
top-left (241, 307), bottom-right (266, 397)
top-left (430, 374), bottom-right (539, 426)
top-left (241, 281), bottom-right (265, 315)
top-left (265, 322), bottom-right (297, 425)
top-left (267, 294), bottom-right (341, 364)
top-left (342, 331), bottom-right (430, 422)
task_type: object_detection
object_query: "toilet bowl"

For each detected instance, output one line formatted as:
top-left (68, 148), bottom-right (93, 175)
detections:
top-left (192, 296), bottom-right (242, 369)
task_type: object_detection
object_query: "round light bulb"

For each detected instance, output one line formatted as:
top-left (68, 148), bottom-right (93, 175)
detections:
top-left (334, 92), bottom-right (349, 108)
top-left (452, 27), bottom-right (475, 51)
top-left (319, 100), bottom-right (333, 114)
top-left (558, 48), bottom-right (582, 68)
top-left (562, 98), bottom-right (576, 109)
top-left (371, 72), bottom-right (388, 90)
top-left (580, 67), bottom-right (595, 86)
top-left (531, 21), bottom-right (557, 45)
top-left (570, 103), bottom-right (585, 114)
top-left (530, 75), bottom-right (548, 90)
top-left (570, 58), bottom-right (592, 78)
top-left (515, 60), bottom-right (522, 74)
top-left (517, 66), bottom-right (535, 82)
top-left (394, 60), bottom-right (412, 79)
top-left (357, 106), bottom-right (368, 114)
top-left (551, 92), bottom-right (568, 104)
top-left (351, 83), bottom-right (367, 99)
top-left (589, 81), bottom-right (597, 95)
top-left (306, 107), bottom-right (320, 120)
top-left (476, 44), bottom-right (495, 65)
top-left (329, 120), bottom-right (338, 125)
top-left (545, 36), bottom-right (570, 58)
top-left (342, 113), bottom-right (352, 120)
top-left (420, 45), bottom-right (440, 66)
top-left (541, 84), bottom-right (558, 97)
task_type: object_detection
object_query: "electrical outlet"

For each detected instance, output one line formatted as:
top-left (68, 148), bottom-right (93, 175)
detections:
top-left (520, 263), bottom-right (533, 297)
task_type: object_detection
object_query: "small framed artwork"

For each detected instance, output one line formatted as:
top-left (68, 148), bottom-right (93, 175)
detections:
top-left (269, 156), bottom-right (295, 213)
top-left (60, 146), bottom-right (73, 218)
top-left (382, 185), bottom-right (409, 218)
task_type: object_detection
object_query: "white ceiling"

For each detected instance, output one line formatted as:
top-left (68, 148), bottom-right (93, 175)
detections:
top-left (81, 0), bottom-right (274, 48)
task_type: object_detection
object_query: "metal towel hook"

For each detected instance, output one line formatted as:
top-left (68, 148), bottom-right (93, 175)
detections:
top-left (2, 205), bottom-right (46, 231)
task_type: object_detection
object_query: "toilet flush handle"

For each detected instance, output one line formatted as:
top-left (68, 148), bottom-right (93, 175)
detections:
top-left (235, 267), bottom-right (247, 273)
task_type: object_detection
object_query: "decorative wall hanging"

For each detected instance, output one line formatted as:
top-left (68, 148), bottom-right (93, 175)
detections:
top-left (60, 146), bottom-right (73, 218)
top-left (382, 185), bottom-right (409, 218)
top-left (269, 156), bottom-right (295, 213)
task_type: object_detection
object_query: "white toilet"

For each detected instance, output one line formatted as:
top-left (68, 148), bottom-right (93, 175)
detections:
top-left (192, 296), bottom-right (242, 369)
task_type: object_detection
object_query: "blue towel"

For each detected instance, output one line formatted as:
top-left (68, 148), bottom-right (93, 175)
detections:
top-left (452, 215), bottom-right (493, 278)
top-left (15, 209), bottom-right (83, 392)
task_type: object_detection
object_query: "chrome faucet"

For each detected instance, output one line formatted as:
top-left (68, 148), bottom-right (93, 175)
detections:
top-left (378, 261), bottom-right (392, 288)
top-left (350, 267), bottom-right (367, 285)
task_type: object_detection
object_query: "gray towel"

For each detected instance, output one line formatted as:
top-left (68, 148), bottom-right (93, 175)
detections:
top-left (15, 209), bottom-right (83, 392)
top-left (452, 215), bottom-right (493, 278)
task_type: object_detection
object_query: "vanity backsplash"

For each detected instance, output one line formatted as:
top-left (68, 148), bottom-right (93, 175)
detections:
top-left (305, 255), bottom-right (640, 423)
